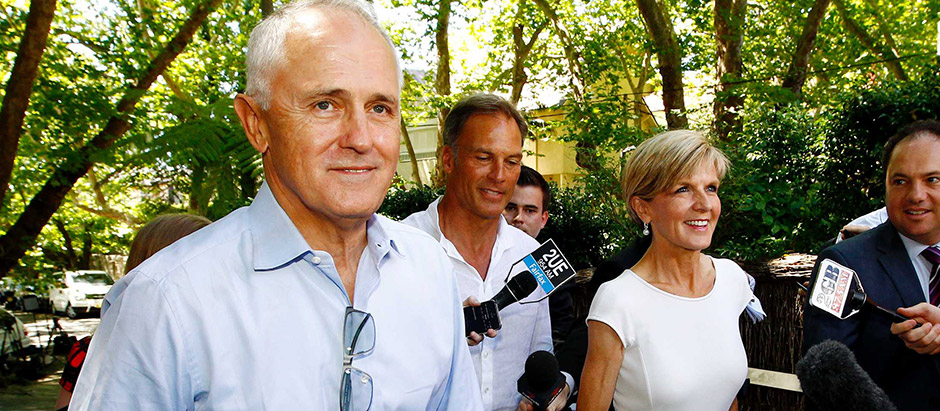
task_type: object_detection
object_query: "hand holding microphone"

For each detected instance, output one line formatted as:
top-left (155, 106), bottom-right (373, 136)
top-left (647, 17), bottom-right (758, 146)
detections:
top-left (464, 296), bottom-right (500, 346)
top-left (890, 303), bottom-right (940, 355)
top-left (464, 272), bottom-right (539, 339)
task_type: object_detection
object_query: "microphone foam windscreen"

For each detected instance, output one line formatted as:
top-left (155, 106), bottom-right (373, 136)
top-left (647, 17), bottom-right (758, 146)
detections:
top-left (508, 271), bottom-right (539, 297)
top-left (524, 350), bottom-right (560, 391)
top-left (796, 340), bottom-right (897, 411)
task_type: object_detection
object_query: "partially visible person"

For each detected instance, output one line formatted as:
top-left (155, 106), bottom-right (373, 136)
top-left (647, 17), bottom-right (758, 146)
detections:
top-left (555, 235), bottom-right (651, 407)
top-left (835, 207), bottom-right (887, 243)
top-left (403, 94), bottom-right (571, 410)
top-left (803, 119), bottom-right (940, 410)
top-left (71, 1), bottom-right (481, 409)
top-left (55, 213), bottom-right (211, 411)
top-left (891, 302), bottom-right (940, 355)
top-left (578, 130), bottom-right (752, 411)
top-left (503, 165), bottom-right (550, 239)
top-left (502, 165), bottom-right (574, 343)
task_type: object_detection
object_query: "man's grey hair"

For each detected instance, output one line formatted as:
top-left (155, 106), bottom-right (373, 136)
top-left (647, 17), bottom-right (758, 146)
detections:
top-left (442, 93), bottom-right (528, 149)
top-left (244, 0), bottom-right (403, 109)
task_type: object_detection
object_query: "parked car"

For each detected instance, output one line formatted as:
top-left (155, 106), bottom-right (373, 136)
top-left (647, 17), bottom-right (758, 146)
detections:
top-left (0, 307), bottom-right (30, 358)
top-left (49, 270), bottom-right (114, 319)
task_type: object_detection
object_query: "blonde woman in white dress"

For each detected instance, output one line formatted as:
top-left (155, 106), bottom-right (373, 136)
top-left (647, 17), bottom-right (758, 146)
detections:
top-left (578, 130), bottom-right (753, 411)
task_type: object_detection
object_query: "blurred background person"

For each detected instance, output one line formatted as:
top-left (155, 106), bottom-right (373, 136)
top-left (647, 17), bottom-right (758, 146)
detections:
top-left (55, 213), bottom-right (210, 411)
top-left (577, 130), bottom-right (753, 411)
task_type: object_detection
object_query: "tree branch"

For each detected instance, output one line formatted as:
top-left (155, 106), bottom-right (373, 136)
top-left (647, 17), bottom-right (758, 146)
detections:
top-left (0, 0), bottom-right (57, 208)
top-left (781, 0), bottom-right (830, 96)
top-left (0, 0), bottom-right (223, 278)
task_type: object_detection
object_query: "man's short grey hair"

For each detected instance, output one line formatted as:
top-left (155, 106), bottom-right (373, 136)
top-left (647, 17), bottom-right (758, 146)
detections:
top-left (244, 0), bottom-right (403, 109)
top-left (442, 93), bottom-right (528, 149)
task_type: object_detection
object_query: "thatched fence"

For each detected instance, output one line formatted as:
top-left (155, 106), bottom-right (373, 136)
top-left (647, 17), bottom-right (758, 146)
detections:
top-left (737, 253), bottom-right (815, 411)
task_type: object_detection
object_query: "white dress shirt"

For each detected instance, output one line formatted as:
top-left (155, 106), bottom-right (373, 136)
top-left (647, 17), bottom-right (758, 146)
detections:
top-left (402, 198), bottom-right (571, 411)
top-left (71, 183), bottom-right (482, 410)
top-left (898, 233), bottom-right (940, 300)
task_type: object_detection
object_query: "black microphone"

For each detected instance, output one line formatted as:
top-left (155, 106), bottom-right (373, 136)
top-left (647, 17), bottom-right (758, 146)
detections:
top-left (491, 272), bottom-right (538, 310)
top-left (464, 273), bottom-right (539, 336)
top-left (796, 340), bottom-right (897, 411)
top-left (517, 350), bottom-right (566, 410)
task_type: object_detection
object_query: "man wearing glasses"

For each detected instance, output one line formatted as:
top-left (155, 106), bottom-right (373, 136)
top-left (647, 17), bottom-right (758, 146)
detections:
top-left (70, 1), bottom-right (481, 409)
top-left (404, 94), bottom-right (572, 410)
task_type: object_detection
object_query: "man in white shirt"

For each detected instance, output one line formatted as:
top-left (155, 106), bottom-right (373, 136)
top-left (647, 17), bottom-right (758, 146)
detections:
top-left (403, 94), bottom-right (571, 411)
top-left (70, 1), bottom-right (481, 409)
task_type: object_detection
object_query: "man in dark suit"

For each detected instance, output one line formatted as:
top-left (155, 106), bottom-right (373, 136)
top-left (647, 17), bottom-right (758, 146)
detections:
top-left (803, 120), bottom-right (940, 410)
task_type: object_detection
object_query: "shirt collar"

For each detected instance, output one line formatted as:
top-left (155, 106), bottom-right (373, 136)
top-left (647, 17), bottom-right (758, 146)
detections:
top-left (897, 231), bottom-right (940, 265)
top-left (365, 214), bottom-right (403, 263)
top-left (248, 183), bottom-right (404, 271)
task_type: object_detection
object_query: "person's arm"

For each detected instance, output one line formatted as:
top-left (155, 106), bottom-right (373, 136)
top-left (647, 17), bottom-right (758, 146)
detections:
top-left (890, 303), bottom-right (940, 355)
top-left (729, 397), bottom-right (739, 411)
top-left (70, 275), bottom-right (192, 410)
top-left (576, 320), bottom-right (624, 411)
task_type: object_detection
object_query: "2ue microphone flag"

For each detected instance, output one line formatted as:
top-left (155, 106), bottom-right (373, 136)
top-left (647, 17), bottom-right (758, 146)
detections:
top-left (521, 239), bottom-right (576, 295)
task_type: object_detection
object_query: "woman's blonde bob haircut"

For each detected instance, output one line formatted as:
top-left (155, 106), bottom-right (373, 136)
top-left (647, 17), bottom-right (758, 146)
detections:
top-left (621, 130), bottom-right (730, 225)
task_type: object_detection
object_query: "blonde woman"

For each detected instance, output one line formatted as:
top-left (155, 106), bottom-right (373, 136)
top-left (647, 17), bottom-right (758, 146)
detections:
top-left (578, 131), bottom-right (752, 411)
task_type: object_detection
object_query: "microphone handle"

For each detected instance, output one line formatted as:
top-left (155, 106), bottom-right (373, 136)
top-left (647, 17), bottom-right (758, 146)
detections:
top-left (863, 296), bottom-right (913, 324)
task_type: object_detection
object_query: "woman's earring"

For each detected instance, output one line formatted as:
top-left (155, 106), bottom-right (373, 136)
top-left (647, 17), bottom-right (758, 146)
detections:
top-left (642, 222), bottom-right (650, 236)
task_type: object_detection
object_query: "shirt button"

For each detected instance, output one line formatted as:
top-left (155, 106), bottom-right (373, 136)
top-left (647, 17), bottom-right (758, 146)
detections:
top-left (484, 387), bottom-right (490, 394)
top-left (311, 256), bottom-right (321, 264)
top-left (376, 243), bottom-right (382, 248)
top-left (483, 351), bottom-right (489, 358)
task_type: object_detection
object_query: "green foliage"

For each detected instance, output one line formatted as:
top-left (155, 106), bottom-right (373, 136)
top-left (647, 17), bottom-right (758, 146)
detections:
top-left (816, 71), bottom-right (940, 234)
top-left (378, 185), bottom-right (443, 221)
top-left (715, 104), bottom-right (827, 260)
top-left (538, 184), bottom-right (634, 270)
top-left (712, 73), bottom-right (940, 261)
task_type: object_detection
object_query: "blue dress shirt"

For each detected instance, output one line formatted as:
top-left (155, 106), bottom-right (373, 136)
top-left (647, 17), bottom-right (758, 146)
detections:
top-left (71, 183), bottom-right (482, 410)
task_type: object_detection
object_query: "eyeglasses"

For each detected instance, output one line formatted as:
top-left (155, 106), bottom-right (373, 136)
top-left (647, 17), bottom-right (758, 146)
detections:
top-left (340, 306), bottom-right (375, 411)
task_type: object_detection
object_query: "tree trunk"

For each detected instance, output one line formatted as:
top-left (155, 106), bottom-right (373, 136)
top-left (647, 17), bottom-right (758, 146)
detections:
top-left (431, 0), bottom-right (453, 188)
top-left (832, 0), bottom-right (908, 81)
top-left (509, 1), bottom-right (546, 106)
top-left (52, 218), bottom-right (77, 269)
top-left (533, 0), bottom-right (584, 100)
top-left (0, 0), bottom-right (223, 278)
top-left (79, 222), bottom-right (92, 270)
top-left (0, 0), bottom-right (57, 209)
top-left (636, 0), bottom-right (687, 129)
top-left (189, 161), bottom-right (207, 214)
top-left (400, 118), bottom-right (422, 185)
top-left (781, 0), bottom-right (831, 97)
top-left (713, 0), bottom-right (746, 141)
top-left (261, 0), bottom-right (274, 16)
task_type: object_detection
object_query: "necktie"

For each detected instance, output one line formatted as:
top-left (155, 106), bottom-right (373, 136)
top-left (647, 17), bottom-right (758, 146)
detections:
top-left (923, 246), bottom-right (940, 306)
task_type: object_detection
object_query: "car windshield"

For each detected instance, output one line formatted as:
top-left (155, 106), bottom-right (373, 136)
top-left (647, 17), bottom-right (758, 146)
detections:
top-left (73, 273), bottom-right (114, 286)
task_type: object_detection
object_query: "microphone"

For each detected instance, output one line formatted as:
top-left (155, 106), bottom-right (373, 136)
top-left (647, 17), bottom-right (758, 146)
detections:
top-left (491, 272), bottom-right (539, 310)
top-left (517, 350), bottom-right (566, 410)
top-left (796, 340), bottom-right (897, 411)
top-left (464, 273), bottom-right (539, 336)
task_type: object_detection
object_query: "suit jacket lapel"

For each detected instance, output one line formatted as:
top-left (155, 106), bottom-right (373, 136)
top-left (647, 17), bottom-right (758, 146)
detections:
top-left (874, 223), bottom-right (940, 380)
top-left (875, 223), bottom-right (926, 308)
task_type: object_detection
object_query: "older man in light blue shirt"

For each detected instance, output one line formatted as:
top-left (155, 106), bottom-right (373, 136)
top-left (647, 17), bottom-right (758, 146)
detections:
top-left (71, 0), bottom-right (481, 409)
